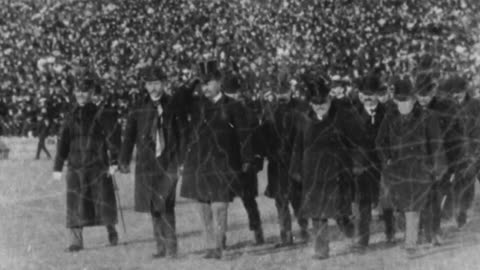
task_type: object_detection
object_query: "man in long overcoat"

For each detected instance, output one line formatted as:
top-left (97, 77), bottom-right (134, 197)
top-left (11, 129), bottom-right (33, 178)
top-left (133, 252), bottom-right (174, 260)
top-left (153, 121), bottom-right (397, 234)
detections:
top-left (180, 61), bottom-right (253, 259)
top-left (415, 73), bottom-right (465, 243)
top-left (119, 66), bottom-right (185, 258)
top-left (261, 72), bottom-right (310, 247)
top-left (443, 75), bottom-right (480, 228)
top-left (53, 78), bottom-right (120, 252)
top-left (223, 73), bottom-right (265, 245)
top-left (350, 73), bottom-right (395, 249)
top-left (376, 77), bottom-right (447, 253)
top-left (289, 72), bottom-right (358, 260)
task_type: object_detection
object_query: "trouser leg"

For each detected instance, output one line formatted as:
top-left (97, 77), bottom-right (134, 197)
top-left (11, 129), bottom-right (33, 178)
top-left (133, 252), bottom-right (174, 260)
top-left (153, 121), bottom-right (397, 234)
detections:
top-left (42, 140), bottom-right (51, 158)
top-left (383, 208), bottom-right (395, 241)
top-left (241, 195), bottom-right (264, 244)
top-left (456, 176), bottom-right (476, 227)
top-left (405, 211), bottom-right (420, 249)
top-left (151, 212), bottom-right (165, 257)
top-left (106, 224), bottom-right (118, 246)
top-left (312, 218), bottom-right (321, 234)
top-left (336, 215), bottom-right (354, 238)
top-left (439, 172), bottom-right (455, 220)
top-left (274, 197), bottom-right (293, 245)
top-left (35, 139), bottom-right (42, 159)
top-left (67, 227), bottom-right (83, 251)
top-left (196, 202), bottom-right (215, 251)
top-left (163, 193), bottom-right (177, 256)
top-left (420, 185), bottom-right (441, 243)
top-left (241, 195), bottom-right (262, 231)
top-left (151, 192), bottom-right (177, 258)
top-left (211, 202), bottom-right (229, 251)
top-left (290, 189), bottom-right (308, 232)
top-left (358, 199), bottom-right (372, 246)
top-left (313, 219), bottom-right (329, 259)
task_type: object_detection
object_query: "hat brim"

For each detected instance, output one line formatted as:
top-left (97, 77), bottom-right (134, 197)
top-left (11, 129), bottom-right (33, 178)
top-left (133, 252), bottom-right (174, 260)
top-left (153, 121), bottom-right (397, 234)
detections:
top-left (393, 94), bottom-right (412, 101)
top-left (358, 89), bottom-right (377, 96)
top-left (310, 95), bottom-right (329, 105)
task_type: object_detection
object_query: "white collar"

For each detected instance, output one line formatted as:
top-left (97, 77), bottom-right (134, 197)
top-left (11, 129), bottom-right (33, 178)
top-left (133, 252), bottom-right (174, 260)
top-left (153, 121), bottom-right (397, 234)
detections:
top-left (364, 104), bottom-right (378, 115)
top-left (151, 95), bottom-right (162, 103)
top-left (212, 92), bottom-right (223, 104)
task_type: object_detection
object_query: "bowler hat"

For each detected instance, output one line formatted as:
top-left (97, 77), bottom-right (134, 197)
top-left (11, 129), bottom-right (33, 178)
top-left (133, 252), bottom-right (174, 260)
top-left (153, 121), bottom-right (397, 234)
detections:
top-left (139, 66), bottom-right (167, 82)
top-left (302, 71), bottom-right (330, 104)
top-left (439, 75), bottom-right (468, 94)
top-left (415, 73), bottom-right (436, 96)
top-left (223, 73), bottom-right (242, 94)
top-left (359, 73), bottom-right (384, 95)
top-left (77, 77), bottom-right (99, 93)
top-left (393, 77), bottom-right (414, 101)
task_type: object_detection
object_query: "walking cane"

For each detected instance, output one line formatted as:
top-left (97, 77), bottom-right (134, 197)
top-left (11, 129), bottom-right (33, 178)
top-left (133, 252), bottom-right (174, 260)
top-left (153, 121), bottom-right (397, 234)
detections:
top-left (111, 173), bottom-right (127, 234)
top-left (440, 173), bottom-right (455, 211)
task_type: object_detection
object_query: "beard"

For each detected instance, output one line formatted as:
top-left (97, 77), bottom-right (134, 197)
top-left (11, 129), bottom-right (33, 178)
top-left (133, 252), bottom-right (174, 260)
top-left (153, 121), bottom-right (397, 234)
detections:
top-left (396, 100), bottom-right (415, 115)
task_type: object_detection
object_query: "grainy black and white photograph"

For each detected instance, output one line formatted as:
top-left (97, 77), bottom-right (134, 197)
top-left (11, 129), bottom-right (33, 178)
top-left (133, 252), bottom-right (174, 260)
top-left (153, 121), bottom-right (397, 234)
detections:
top-left (1, 0), bottom-right (480, 269)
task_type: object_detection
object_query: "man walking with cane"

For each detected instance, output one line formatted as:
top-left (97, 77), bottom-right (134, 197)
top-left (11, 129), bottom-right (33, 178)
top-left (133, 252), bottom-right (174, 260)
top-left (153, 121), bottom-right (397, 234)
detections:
top-left (119, 66), bottom-right (187, 259)
top-left (53, 76), bottom-right (120, 252)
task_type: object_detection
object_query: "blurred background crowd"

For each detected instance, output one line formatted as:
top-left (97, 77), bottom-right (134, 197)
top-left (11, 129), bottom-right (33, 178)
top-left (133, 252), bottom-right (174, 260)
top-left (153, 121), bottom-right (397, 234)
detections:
top-left (1, 0), bottom-right (480, 136)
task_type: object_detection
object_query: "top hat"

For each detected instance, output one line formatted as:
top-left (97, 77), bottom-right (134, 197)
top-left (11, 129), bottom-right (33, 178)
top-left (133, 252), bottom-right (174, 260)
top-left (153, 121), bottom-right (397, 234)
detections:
top-left (198, 60), bottom-right (222, 82)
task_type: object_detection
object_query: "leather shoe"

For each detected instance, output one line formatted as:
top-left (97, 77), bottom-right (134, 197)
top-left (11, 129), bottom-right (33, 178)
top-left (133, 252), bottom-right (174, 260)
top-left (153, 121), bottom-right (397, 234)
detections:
top-left (65, 244), bottom-right (83, 252)
top-left (204, 248), bottom-right (222, 259)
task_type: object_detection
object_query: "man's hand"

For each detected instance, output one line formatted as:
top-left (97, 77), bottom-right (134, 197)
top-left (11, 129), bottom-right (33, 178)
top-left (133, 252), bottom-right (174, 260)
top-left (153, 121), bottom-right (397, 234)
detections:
top-left (52, 171), bottom-right (62, 181)
top-left (242, 163), bottom-right (251, 173)
top-left (109, 165), bottom-right (118, 176)
top-left (291, 173), bottom-right (301, 182)
top-left (353, 166), bottom-right (366, 175)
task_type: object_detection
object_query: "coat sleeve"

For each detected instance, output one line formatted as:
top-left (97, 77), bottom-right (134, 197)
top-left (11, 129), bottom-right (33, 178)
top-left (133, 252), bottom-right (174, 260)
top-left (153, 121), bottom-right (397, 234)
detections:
top-left (375, 115), bottom-right (392, 166)
top-left (230, 101), bottom-right (254, 164)
top-left (426, 112), bottom-right (447, 179)
top-left (337, 109), bottom-right (368, 167)
top-left (119, 109), bottom-right (137, 166)
top-left (53, 116), bottom-right (71, 172)
top-left (289, 122), bottom-right (304, 182)
top-left (443, 108), bottom-right (466, 172)
top-left (102, 109), bottom-right (122, 166)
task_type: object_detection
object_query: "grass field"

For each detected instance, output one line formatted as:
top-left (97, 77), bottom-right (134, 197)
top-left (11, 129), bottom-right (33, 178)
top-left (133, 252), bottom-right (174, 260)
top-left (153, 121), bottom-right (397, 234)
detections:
top-left (2, 140), bottom-right (480, 269)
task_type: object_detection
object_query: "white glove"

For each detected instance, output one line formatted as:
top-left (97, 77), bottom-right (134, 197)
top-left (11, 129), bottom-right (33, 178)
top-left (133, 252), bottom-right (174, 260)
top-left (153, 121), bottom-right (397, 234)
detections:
top-left (109, 165), bottom-right (118, 176)
top-left (52, 171), bottom-right (62, 181)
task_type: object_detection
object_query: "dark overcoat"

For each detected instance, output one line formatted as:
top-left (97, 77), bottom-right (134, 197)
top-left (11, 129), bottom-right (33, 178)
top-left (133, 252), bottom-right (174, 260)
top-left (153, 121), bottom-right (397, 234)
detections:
top-left (289, 105), bottom-right (357, 219)
top-left (54, 103), bottom-right (119, 228)
top-left (237, 99), bottom-right (264, 198)
top-left (261, 99), bottom-right (307, 200)
top-left (350, 102), bottom-right (387, 204)
top-left (96, 101), bottom-right (122, 165)
top-left (451, 96), bottom-right (480, 210)
top-left (119, 94), bottom-right (183, 213)
top-left (180, 94), bottom-right (252, 202)
top-left (457, 97), bottom-right (480, 178)
top-left (425, 98), bottom-right (465, 172)
top-left (375, 105), bottom-right (447, 211)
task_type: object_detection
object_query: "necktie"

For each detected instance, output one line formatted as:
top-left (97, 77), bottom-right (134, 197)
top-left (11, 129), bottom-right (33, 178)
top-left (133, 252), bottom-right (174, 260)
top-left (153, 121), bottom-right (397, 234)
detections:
top-left (152, 103), bottom-right (165, 158)
top-left (369, 109), bottom-right (376, 124)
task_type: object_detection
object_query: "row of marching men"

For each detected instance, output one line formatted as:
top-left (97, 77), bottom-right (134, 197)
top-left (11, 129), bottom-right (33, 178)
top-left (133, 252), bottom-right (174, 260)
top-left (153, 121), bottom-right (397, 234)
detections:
top-left (52, 61), bottom-right (480, 260)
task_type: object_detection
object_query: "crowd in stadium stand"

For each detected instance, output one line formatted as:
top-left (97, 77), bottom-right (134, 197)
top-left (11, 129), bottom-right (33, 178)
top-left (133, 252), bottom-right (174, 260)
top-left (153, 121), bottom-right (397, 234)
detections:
top-left (0, 0), bottom-right (479, 136)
